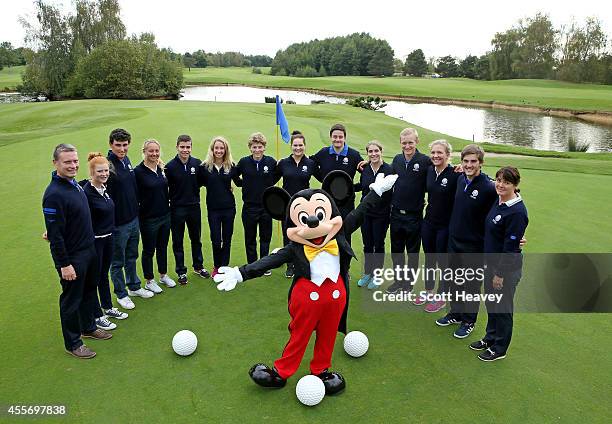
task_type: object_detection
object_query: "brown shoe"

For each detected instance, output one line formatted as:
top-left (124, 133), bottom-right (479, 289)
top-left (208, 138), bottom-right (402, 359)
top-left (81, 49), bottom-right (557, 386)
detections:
top-left (82, 328), bottom-right (113, 340)
top-left (66, 344), bottom-right (96, 359)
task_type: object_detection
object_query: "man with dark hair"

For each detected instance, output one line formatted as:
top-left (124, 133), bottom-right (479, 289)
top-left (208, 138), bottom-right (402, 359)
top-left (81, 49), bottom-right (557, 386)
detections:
top-left (436, 144), bottom-right (497, 339)
top-left (164, 134), bottom-right (209, 285)
top-left (106, 128), bottom-right (153, 310)
top-left (43, 144), bottom-right (112, 359)
top-left (311, 123), bottom-right (364, 219)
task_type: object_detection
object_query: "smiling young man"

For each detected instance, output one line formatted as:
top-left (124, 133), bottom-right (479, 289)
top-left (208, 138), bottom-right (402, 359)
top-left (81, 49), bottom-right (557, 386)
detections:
top-left (106, 128), bottom-right (153, 310)
top-left (435, 144), bottom-right (497, 339)
top-left (311, 124), bottom-right (364, 219)
top-left (236, 132), bottom-right (277, 268)
top-left (43, 144), bottom-right (112, 359)
top-left (387, 128), bottom-right (432, 294)
top-left (164, 135), bottom-right (209, 285)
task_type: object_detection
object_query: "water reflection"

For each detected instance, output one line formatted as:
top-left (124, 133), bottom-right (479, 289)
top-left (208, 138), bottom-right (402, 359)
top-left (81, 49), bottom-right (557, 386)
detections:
top-left (180, 86), bottom-right (612, 152)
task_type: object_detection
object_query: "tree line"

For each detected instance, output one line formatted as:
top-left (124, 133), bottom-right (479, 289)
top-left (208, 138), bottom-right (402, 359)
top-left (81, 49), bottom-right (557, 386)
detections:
top-left (178, 51), bottom-right (272, 70)
top-left (270, 33), bottom-right (395, 77)
top-left (404, 14), bottom-right (611, 84)
top-left (18, 0), bottom-right (183, 99)
top-left (0, 43), bottom-right (31, 71)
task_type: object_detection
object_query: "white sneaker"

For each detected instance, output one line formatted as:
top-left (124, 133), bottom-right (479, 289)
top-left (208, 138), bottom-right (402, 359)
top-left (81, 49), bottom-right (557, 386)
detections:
top-left (159, 275), bottom-right (176, 288)
top-left (117, 296), bottom-right (135, 310)
top-left (105, 307), bottom-right (128, 320)
top-left (145, 280), bottom-right (163, 294)
top-left (128, 288), bottom-right (155, 298)
top-left (95, 316), bottom-right (117, 330)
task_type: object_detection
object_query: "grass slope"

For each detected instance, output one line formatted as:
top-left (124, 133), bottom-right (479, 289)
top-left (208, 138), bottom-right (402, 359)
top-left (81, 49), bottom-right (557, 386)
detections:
top-left (0, 65), bottom-right (24, 91)
top-left (183, 67), bottom-right (612, 112)
top-left (0, 100), bottom-right (610, 423)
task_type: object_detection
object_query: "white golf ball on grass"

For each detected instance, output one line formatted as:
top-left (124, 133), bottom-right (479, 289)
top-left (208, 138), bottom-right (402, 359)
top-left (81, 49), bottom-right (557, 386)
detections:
top-left (172, 330), bottom-right (198, 356)
top-left (295, 375), bottom-right (325, 406)
top-left (343, 331), bottom-right (369, 357)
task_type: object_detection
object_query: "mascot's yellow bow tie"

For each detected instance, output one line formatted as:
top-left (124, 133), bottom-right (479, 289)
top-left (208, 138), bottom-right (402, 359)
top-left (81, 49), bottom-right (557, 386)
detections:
top-left (303, 239), bottom-right (339, 262)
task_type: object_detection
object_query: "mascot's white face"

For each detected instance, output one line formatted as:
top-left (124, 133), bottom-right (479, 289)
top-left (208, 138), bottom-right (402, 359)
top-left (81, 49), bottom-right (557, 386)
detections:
top-left (287, 192), bottom-right (343, 249)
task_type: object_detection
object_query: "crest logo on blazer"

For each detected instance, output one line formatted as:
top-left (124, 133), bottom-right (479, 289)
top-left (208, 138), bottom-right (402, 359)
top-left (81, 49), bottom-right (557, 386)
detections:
top-left (190, 167), bottom-right (196, 174)
top-left (302, 165), bottom-right (308, 172)
top-left (413, 163), bottom-right (420, 171)
top-left (471, 189), bottom-right (479, 199)
top-left (342, 157), bottom-right (349, 164)
top-left (493, 214), bottom-right (502, 224)
top-left (441, 178), bottom-right (448, 186)
top-left (263, 165), bottom-right (269, 173)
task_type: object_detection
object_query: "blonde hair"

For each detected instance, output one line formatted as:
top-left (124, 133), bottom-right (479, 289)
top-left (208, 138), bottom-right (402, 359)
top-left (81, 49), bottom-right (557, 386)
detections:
top-left (365, 140), bottom-right (384, 153)
top-left (429, 139), bottom-right (452, 155)
top-left (203, 136), bottom-right (234, 173)
top-left (248, 132), bottom-right (267, 148)
top-left (87, 152), bottom-right (109, 176)
top-left (400, 128), bottom-right (419, 140)
top-left (141, 139), bottom-right (164, 167)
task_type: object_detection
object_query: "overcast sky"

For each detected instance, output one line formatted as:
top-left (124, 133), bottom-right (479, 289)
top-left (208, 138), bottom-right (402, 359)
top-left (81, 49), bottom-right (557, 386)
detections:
top-left (1, 0), bottom-right (610, 59)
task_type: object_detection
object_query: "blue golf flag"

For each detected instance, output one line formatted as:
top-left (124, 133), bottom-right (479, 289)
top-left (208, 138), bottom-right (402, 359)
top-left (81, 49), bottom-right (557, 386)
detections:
top-left (275, 95), bottom-right (290, 143)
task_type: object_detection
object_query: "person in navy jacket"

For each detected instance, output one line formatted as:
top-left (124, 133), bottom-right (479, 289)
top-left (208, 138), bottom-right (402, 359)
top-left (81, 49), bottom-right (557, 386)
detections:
top-left (106, 129), bottom-right (152, 310)
top-left (42, 144), bottom-right (111, 359)
top-left (469, 166), bottom-right (528, 361)
top-left (356, 141), bottom-right (393, 289)
top-left (436, 144), bottom-right (497, 339)
top-left (415, 140), bottom-right (460, 312)
top-left (82, 153), bottom-right (128, 331)
top-left (198, 136), bottom-right (242, 277)
top-left (133, 139), bottom-right (175, 294)
top-left (311, 124), bottom-right (364, 220)
top-left (236, 132), bottom-right (277, 267)
top-left (273, 130), bottom-right (316, 278)
top-left (164, 134), bottom-right (209, 285)
top-left (387, 128), bottom-right (432, 294)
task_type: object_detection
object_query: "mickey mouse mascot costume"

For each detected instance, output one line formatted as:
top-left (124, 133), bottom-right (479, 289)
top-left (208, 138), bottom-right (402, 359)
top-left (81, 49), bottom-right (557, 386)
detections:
top-left (214, 170), bottom-right (397, 395)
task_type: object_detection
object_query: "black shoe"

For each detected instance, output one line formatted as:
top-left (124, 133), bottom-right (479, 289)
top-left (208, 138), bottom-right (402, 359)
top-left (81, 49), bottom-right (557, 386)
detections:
top-left (194, 268), bottom-right (210, 278)
top-left (285, 267), bottom-right (294, 278)
top-left (469, 339), bottom-right (489, 351)
top-left (178, 274), bottom-right (188, 285)
top-left (316, 370), bottom-right (346, 395)
top-left (248, 363), bottom-right (286, 388)
top-left (386, 281), bottom-right (409, 294)
top-left (478, 348), bottom-right (507, 362)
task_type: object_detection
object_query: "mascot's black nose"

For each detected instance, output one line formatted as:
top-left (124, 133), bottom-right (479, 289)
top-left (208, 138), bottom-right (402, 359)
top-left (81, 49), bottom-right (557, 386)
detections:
top-left (306, 215), bottom-right (320, 228)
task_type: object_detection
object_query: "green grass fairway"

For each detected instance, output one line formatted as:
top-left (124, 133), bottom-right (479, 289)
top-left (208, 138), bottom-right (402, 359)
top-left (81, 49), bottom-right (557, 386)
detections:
top-left (0, 99), bottom-right (610, 423)
top-left (0, 65), bottom-right (24, 91)
top-left (183, 67), bottom-right (612, 112)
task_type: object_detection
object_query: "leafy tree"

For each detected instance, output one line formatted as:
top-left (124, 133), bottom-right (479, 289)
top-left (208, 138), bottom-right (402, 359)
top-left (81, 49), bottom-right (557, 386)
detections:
top-left (514, 13), bottom-right (558, 78)
top-left (182, 52), bottom-right (196, 71)
top-left (404, 49), bottom-right (427, 76)
top-left (474, 55), bottom-right (491, 80)
top-left (367, 44), bottom-right (394, 76)
top-left (489, 28), bottom-right (521, 80)
top-left (435, 56), bottom-right (460, 77)
top-left (459, 55), bottom-right (478, 78)
top-left (558, 17), bottom-right (608, 82)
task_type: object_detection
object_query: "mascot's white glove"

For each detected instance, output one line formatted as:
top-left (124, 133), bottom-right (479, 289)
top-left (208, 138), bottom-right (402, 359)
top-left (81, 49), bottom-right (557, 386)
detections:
top-left (369, 173), bottom-right (399, 197)
top-left (214, 266), bottom-right (243, 291)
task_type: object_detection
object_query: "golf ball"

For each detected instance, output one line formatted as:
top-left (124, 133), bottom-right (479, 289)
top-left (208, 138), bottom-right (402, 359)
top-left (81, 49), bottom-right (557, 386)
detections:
top-left (343, 331), bottom-right (369, 357)
top-left (172, 330), bottom-right (198, 356)
top-left (295, 375), bottom-right (325, 406)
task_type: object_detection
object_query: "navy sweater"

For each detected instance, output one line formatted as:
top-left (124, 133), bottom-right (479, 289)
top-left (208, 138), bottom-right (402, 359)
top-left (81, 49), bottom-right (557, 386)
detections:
top-left (360, 162), bottom-right (393, 218)
top-left (198, 164), bottom-right (242, 210)
top-left (274, 155), bottom-right (316, 196)
top-left (390, 150), bottom-right (432, 214)
top-left (42, 172), bottom-right (95, 268)
top-left (106, 151), bottom-right (139, 226)
top-left (448, 172), bottom-right (497, 249)
top-left (424, 164), bottom-right (460, 227)
top-left (484, 196), bottom-right (529, 277)
top-left (164, 155), bottom-right (202, 207)
top-left (134, 162), bottom-right (170, 219)
top-left (311, 144), bottom-right (363, 182)
top-left (236, 155), bottom-right (277, 207)
top-left (83, 181), bottom-right (115, 236)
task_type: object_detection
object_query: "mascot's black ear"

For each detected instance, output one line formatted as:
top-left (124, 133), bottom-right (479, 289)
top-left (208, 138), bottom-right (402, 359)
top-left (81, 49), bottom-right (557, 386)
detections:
top-left (322, 170), bottom-right (354, 207)
top-left (263, 187), bottom-right (291, 221)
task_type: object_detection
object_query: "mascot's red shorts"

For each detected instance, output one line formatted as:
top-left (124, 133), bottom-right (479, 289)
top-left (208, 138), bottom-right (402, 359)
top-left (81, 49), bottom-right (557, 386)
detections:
top-left (274, 275), bottom-right (346, 379)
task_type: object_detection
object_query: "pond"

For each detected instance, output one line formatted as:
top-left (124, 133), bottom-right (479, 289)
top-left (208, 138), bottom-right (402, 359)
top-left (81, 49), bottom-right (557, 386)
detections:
top-left (180, 85), bottom-right (612, 153)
